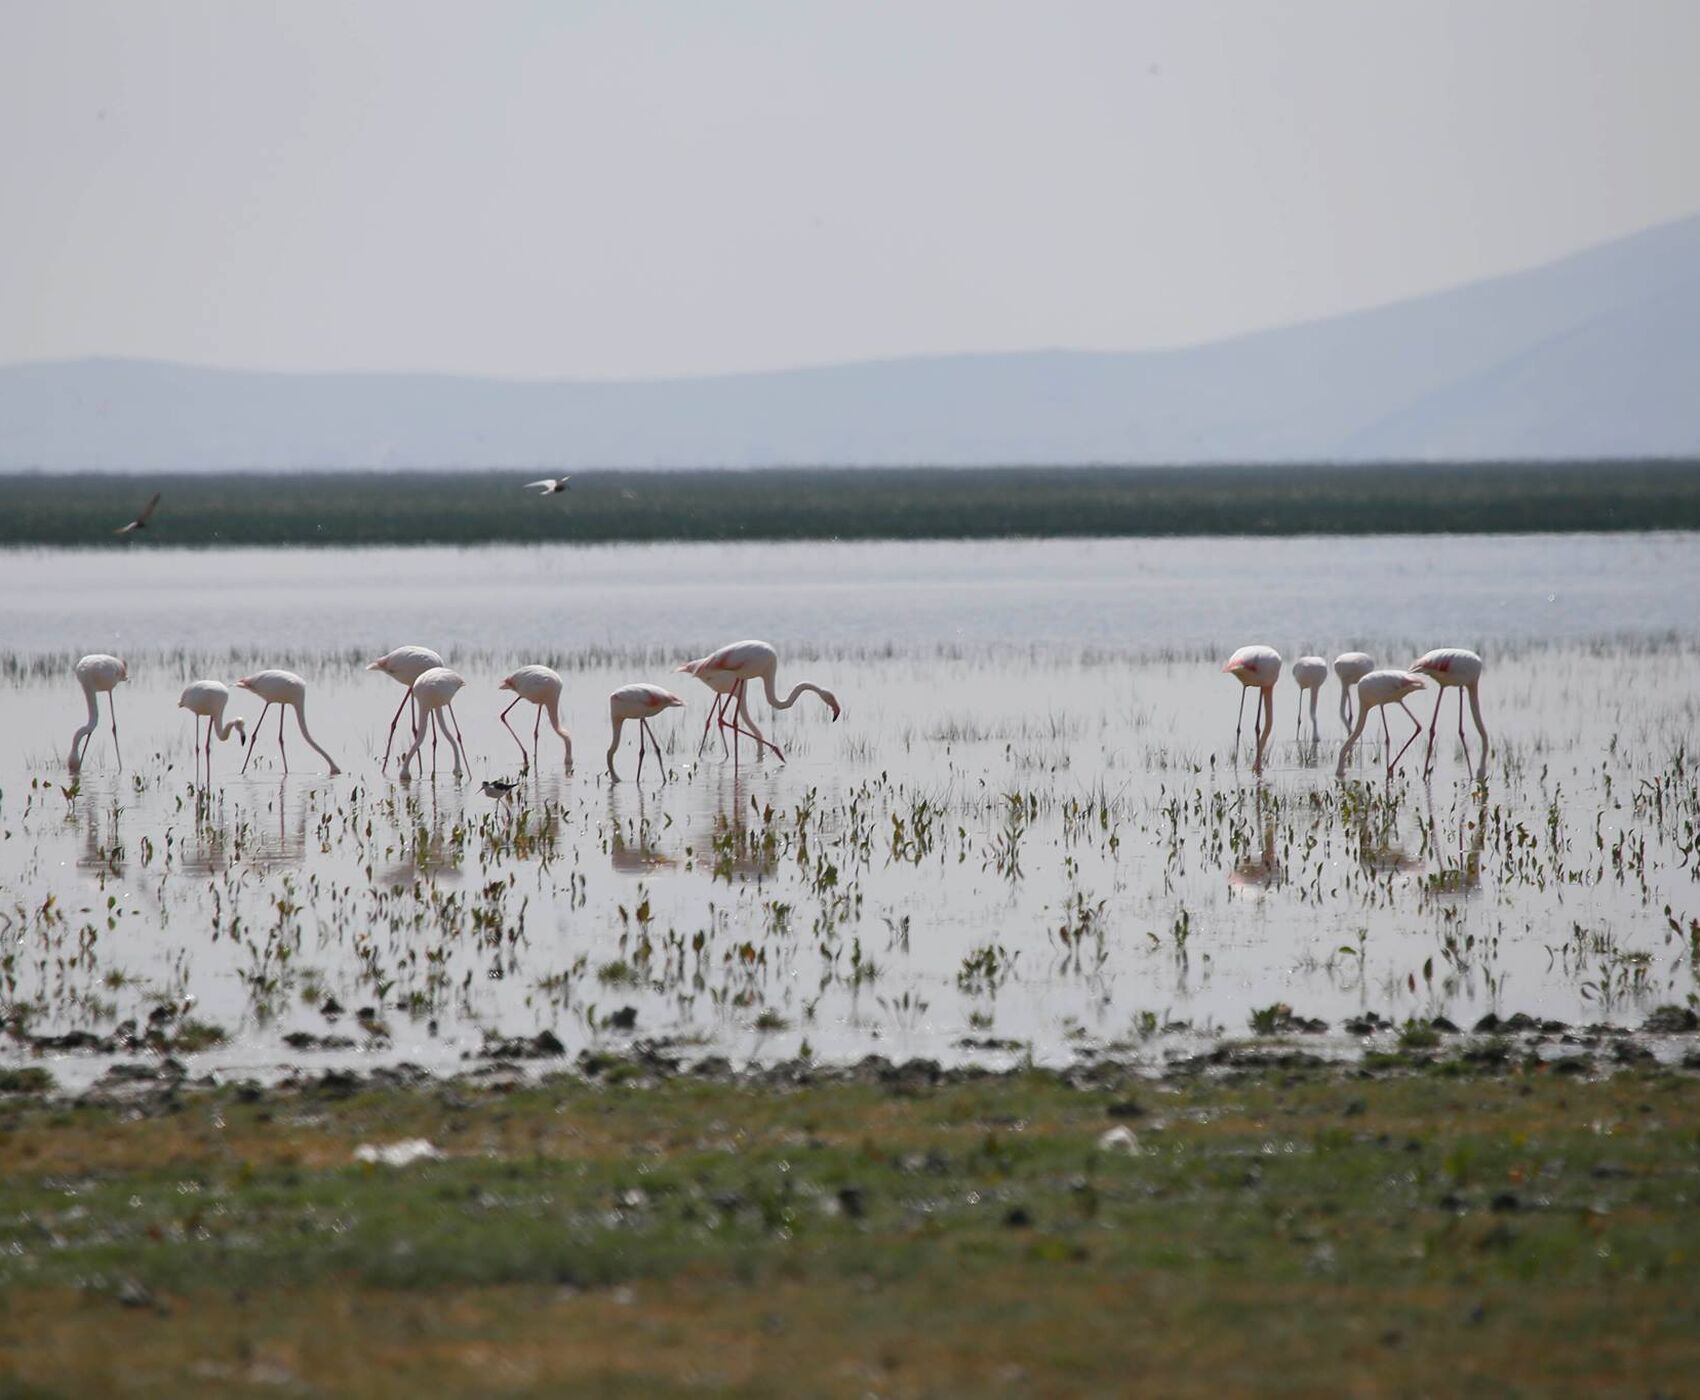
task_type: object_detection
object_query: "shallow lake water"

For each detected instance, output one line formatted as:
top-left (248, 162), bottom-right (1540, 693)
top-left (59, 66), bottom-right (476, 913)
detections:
top-left (3, 534), bottom-right (1699, 1088)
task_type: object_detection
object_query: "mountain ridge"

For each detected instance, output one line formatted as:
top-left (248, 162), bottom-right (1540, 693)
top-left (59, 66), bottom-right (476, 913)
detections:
top-left (4, 213), bottom-right (1698, 470)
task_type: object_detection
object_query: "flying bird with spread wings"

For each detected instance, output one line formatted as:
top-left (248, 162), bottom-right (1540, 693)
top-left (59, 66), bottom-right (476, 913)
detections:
top-left (524, 476), bottom-right (571, 496)
top-left (115, 493), bottom-right (161, 535)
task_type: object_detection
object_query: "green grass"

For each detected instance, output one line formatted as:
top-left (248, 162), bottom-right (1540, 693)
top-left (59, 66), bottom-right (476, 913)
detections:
top-left (2, 1058), bottom-right (1699, 1395)
top-left (4, 460), bottom-right (1700, 547)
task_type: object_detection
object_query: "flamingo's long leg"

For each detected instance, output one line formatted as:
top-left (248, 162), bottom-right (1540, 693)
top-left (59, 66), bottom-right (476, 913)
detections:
top-left (1233, 686), bottom-right (1248, 755)
top-left (1422, 687), bottom-right (1447, 772)
top-left (1252, 685), bottom-right (1274, 774)
top-left (1455, 687), bottom-right (1470, 771)
top-left (241, 704), bottom-right (270, 773)
top-left (1389, 700), bottom-right (1424, 774)
top-left (380, 690), bottom-right (412, 770)
top-left (532, 704), bottom-right (542, 768)
top-left (109, 692), bottom-right (122, 770)
top-left (277, 703), bottom-right (289, 774)
top-left (642, 719), bottom-right (669, 785)
top-left (499, 696), bottom-right (530, 769)
top-left (735, 681), bottom-right (784, 761)
top-left (699, 693), bottom-right (728, 758)
top-left (1379, 705), bottom-right (1391, 759)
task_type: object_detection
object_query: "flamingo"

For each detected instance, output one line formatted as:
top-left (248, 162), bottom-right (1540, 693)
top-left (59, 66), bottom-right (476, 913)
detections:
top-left (497, 665), bottom-right (573, 769)
top-left (68, 654), bottom-right (128, 773)
top-left (1291, 655), bottom-right (1328, 741)
top-left (1222, 645), bottom-right (1281, 774)
top-left (367, 645), bottom-right (445, 770)
top-left (237, 670), bottom-right (342, 776)
top-left (1410, 648), bottom-right (1488, 776)
top-left (1332, 652), bottom-right (1375, 730)
top-left (676, 640), bottom-right (841, 764)
top-left (178, 681), bottom-right (248, 779)
top-left (607, 684), bottom-right (683, 782)
top-left (1335, 670), bottom-right (1427, 778)
top-left (398, 667), bottom-right (470, 780)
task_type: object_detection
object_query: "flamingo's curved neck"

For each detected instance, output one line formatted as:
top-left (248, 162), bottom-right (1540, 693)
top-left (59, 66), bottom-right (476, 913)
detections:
top-left (544, 696), bottom-right (574, 762)
top-left (606, 716), bottom-right (625, 774)
top-left (290, 700), bottom-right (342, 774)
top-left (69, 682), bottom-right (100, 767)
top-left (762, 673), bottom-right (829, 711)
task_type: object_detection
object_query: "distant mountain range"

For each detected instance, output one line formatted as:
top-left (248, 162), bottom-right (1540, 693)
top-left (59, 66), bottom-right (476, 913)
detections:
top-left (4, 214), bottom-right (1698, 471)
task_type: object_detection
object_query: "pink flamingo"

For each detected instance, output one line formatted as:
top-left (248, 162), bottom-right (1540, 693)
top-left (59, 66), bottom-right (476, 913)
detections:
top-left (607, 684), bottom-right (683, 782)
top-left (676, 640), bottom-right (841, 764)
top-left (237, 670), bottom-right (341, 775)
top-left (1410, 648), bottom-right (1488, 776)
top-left (497, 665), bottom-right (573, 769)
top-left (1332, 652), bottom-right (1375, 730)
top-left (68, 654), bottom-right (128, 773)
top-left (1291, 655), bottom-right (1328, 741)
top-left (1335, 670), bottom-right (1426, 778)
top-left (178, 681), bottom-right (248, 780)
top-left (1223, 645), bottom-right (1281, 774)
top-left (398, 667), bottom-right (470, 780)
top-left (367, 645), bottom-right (445, 770)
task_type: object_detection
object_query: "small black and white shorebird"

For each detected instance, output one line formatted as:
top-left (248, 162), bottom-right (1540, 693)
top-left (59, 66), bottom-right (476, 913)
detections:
top-left (115, 492), bottom-right (161, 535)
top-left (480, 778), bottom-right (520, 802)
top-left (523, 476), bottom-right (571, 496)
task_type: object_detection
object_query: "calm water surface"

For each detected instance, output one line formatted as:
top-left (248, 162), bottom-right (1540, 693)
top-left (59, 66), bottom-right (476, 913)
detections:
top-left (3, 534), bottom-right (1698, 1088)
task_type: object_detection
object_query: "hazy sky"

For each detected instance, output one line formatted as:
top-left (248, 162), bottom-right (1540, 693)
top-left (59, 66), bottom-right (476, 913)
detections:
top-left (3, 0), bottom-right (1698, 379)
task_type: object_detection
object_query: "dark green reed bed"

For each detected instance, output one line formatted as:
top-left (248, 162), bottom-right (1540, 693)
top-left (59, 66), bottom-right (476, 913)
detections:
top-left (3, 1056), bottom-right (1700, 1396)
top-left (5, 459), bottom-right (1700, 547)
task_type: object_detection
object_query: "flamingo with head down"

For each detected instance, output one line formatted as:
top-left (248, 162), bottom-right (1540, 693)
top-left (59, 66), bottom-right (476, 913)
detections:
top-left (68, 654), bottom-right (128, 773)
top-left (178, 680), bottom-right (248, 780)
top-left (1223, 645), bottom-right (1281, 774)
top-left (1336, 670), bottom-right (1426, 778)
top-left (237, 670), bottom-right (341, 776)
top-left (607, 684), bottom-right (683, 782)
top-left (1291, 655), bottom-right (1328, 741)
top-left (1410, 648), bottom-right (1488, 776)
top-left (677, 640), bottom-right (840, 764)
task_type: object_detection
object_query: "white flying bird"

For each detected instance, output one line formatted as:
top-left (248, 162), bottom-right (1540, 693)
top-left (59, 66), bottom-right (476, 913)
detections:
top-left (524, 476), bottom-right (572, 496)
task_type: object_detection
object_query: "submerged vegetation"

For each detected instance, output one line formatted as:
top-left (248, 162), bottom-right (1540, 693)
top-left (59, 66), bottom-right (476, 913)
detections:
top-left (4, 459), bottom-right (1700, 547)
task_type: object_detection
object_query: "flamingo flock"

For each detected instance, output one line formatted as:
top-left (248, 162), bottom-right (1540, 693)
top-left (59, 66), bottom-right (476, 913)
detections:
top-left (61, 636), bottom-right (1480, 788)
top-left (1223, 645), bottom-right (1489, 779)
top-left (62, 639), bottom-right (840, 786)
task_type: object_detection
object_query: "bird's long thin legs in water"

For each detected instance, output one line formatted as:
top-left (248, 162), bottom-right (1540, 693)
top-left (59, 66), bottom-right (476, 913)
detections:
top-left (1387, 701), bottom-right (1424, 775)
top-left (531, 705), bottom-right (543, 768)
top-left (380, 691), bottom-right (412, 771)
top-left (1233, 687), bottom-right (1249, 754)
top-left (1456, 688), bottom-right (1470, 772)
top-left (108, 692), bottom-right (121, 770)
top-left (1252, 686), bottom-right (1274, 775)
top-left (276, 704), bottom-right (289, 774)
top-left (500, 696), bottom-right (530, 770)
top-left (1422, 688), bottom-right (1447, 773)
top-left (697, 696), bottom-right (726, 758)
top-left (735, 682), bottom-right (785, 762)
top-left (241, 704), bottom-right (272, 774)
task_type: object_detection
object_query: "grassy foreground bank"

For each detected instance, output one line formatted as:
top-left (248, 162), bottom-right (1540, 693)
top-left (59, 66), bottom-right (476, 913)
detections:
top-left (4, 460), bottom-right (1700, 547)
top-left (2, 1057), bottom-right (1699, 1396)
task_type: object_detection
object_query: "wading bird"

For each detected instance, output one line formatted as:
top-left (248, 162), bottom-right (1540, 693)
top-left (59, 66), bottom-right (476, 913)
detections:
top-left (366, 645), bottom-right (445, 770)
top-left (497, 665), bottom-right (573, 769)
top-left (1410, 648), bottom-right (1488, 776)
top-left (237, 670), bottom-right (342, 775)
top-left (524, 476), bottom-right (571, 495)
top-left (114, 493), bottom-right (161, 536)
top-left (398, 667), bottom-right (470, 780)
top-left (1335, 670), bottom-right (1426, 778)
top-left (480, 778), bottom-right (519, 802)
top-left (1291, 655), bottom-right (1328, 741)
top-left (676, 640), bottom-right (841, 764)
top-left (607, 684), bottom-right (683, 782)
top-left (1223, 645), bottom-right (1281, 774)
top-left (1333, 652), bottom-right (1375, 729)
top-left (178, 681), bottom-right (248, 779)
top-left (68, 654), bottom-right (128, 772)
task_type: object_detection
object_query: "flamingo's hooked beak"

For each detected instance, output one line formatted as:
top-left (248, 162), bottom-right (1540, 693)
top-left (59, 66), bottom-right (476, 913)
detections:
top-left (365, 660), bottom-right (386, 672)
top-left (1222, 660), bottom-right (1247, 674)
